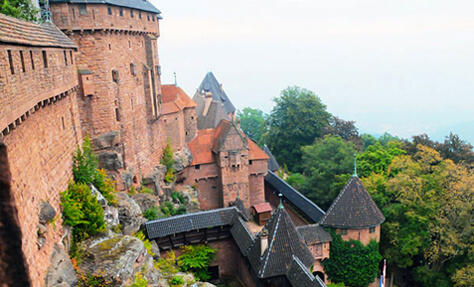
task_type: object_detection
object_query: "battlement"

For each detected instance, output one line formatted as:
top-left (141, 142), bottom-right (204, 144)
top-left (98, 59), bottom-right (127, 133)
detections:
top-left (50, 2), bottom-right (160, 35)
top-left (0, 13), bottom-right (78, 135)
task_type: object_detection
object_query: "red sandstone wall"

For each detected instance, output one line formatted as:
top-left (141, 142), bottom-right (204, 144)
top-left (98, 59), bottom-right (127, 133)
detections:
top-left (51, 3), bottom-right (160, 35)
top-left (338, 225), bottom-right (381, 246)
top-left (249, 174), bottom-right (265, 206)
top-left (184, 108), bottom-right (197, 143)
top-left (162, 110), bottom-right (185, 151)
top-left (0, 45), bottom-right (78, 134)
top-left (195, 178), bottom-right (221, 210)
top-left (2, 90), bottom-right (82, 287)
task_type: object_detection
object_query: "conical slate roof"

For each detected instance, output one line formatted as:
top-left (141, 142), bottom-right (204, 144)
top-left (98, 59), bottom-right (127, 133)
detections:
top-left (262, 145), bottom-right (280, 172)
top-left (321, 176), bottom-right (384, 229)
top-left (197, 72), bottom-right (236, 114)
top-left (248, 206), bottom-right (314, 278)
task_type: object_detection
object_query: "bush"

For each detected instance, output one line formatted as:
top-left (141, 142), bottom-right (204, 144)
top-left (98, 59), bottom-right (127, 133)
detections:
top-left (129, 272), bottom-right (148, 287)
top-left (77, 273), bottom-right (114, 287)
top-left (170, 275), bottom-right (185, 285)
top-left (160, 201), bottom-right (187, 217)
top-left (161, 141), bottom-right (175, 171)
top-left (172, 191), bottom-right (187, 204)
top-left (93, 169), bottom-right (117, 205)
top-left (140, 186), bottom-right (154, 194)
top-left (60, 182), bottom-right (106, 242)
top-left (177, 245), bottom-right (216, 281)
top-left (164, 168), bottom-right (177, 183)
top-left (143, 207), bottom-right (159, 220)
top-left (323, 231), bottom-right (382, 287)
top-left (135, 231), bottom-right (154, 256)
top-left (155, 251), bottom-right (178, 274)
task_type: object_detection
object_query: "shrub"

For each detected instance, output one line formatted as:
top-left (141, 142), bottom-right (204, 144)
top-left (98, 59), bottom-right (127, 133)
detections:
top-left (77, 273), bottom-right (114, 287)
top-left (160, 201), bottom-right (187, 217)
top-left (172, 191), bottom-right (187, 204)
top-left (323, 231), bottom-right (382, 287)
top-left (73, 136), bottom-right (98, 185)
top-left (177, 245), bottom-right (216, 281)
top-left (129, 272), bottom-right (148, 287)
top-left (164, 168), bottom-right (176, 183)
top-left (143, 207), bottom-right (159, 220)
top-left (161, 141), bottom-right (175, 171)
top-left (135, 231), bottom-right (154, 256)
top-left (93, 169), bottom-right (117, 205)
top-left (60, 181), bottom-right (106, 242)
top-left (140, 186), bottom-right (154, 194)
top-left (170, 275), bottom-right (185, 285)
top-left (155, 251), bottom-right (178, 274)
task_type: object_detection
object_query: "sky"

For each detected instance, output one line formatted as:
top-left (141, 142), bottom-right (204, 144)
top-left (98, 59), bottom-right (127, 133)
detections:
top-left (151, 0), bottom-right (474, 143)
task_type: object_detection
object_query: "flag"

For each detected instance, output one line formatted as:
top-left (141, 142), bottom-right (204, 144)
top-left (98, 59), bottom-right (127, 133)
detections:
top-left (379, 259), bottom-right (386, 287)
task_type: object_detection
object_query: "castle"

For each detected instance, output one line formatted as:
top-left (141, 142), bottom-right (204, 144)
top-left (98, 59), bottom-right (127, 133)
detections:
top-left (0, 1), bottom-right (384, 286)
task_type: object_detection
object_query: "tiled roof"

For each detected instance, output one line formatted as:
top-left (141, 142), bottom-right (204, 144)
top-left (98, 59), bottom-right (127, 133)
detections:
top-left (287, 256), bottom-right (327, 287)
top-left (187, 121), bottom-right (269, 165)
top-left (231, 198), bottom-right (251, 221)
top-left (247, 206), bottom-right (314, 279)
top-left (265, 171), bottom-right (325, 223)
top-left (50, 0), bottom-right (161, 14)
top-left (297, 224), bottom-right (332, 244)
top-left (248, 140), bottom-right (270, 161)
top-left (230, 216), bottom-right (255, 257)
top-left (263, 145), bottom-right (280, 172)
top-left (193, 94), bottom-right (230, 130)
top-left (197, 72), bottom-right (235, 114)
top-left (0, 14), bottom-right (76, 49)
top-left (252, 202), bottom-right (272, 213)
top-left (161, 85), bottom-right (196, 115)
top-left (145, 207), bottom-right (238, 239)
top-left (321, 176), bottom-right (385, 229)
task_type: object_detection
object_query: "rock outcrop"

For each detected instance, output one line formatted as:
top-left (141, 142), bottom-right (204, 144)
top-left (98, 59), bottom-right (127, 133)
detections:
top-left (173, 147), bottom-right (193, 172)
top-left (116, 192), bottom-right (145, 235)
top-left (132, 193), bottom-right (159, 213)
top-left (44, 244), bottom-right (77, 287)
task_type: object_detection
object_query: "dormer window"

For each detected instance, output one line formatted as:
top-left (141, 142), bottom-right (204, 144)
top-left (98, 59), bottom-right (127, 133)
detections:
top-left (369, 227), bottom-right (375, 233)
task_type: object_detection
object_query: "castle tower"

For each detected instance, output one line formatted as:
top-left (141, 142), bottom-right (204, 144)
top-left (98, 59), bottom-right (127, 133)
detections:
top-left (213, 120), bottom-right (251, 208)
top-left (320, 176), bottom-right (385, 245)
top-left (50, 0), bottom-right (165, 185)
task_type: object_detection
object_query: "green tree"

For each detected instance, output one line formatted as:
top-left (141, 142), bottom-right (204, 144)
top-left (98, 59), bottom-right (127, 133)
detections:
top-left (437, 132), bottom-right (474, 167)
top-left (267, 86), bottom-right (331, 172)
top-left (323, 231), bottom-right (382, 287)
top-left (361, 134), bottom-right (377, 151)
top-left (300, 135), bottom-right (355, 210)
top-left (0, 0), bottom-right (38, 21)
top-left (362, 145), bottom-right (474, 286)
top-left (357, 140), bottom-right (405, 178)
top-left (325, 116), bottom-right (360, 142)
top-left (237, 107), bottom-right (267, 145)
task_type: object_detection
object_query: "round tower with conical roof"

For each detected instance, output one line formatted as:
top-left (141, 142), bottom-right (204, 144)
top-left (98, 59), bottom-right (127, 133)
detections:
top-left (320, 175), bottom-right (385, 245)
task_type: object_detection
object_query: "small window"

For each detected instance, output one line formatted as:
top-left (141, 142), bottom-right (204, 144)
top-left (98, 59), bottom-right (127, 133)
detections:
top-left (128, 41), bottom-right (131, 48)
top-left (130, 9), bottom-right (133, 18)
top-left (63, 50), bottom-right (68, 66)
top-left (72, 8), bottom-right (76, 18)
top-left (7, 50), bottom-right (14, 74)
top-left (340, 229), bottom-right (348, 235)
top-left (147, 14), bottom-right (150, 21)
top-left (78, 4), bottom-right (87, 15)
top-left (249, 160), bottom-right (253, 165)
top-left (108, 43), bottom-right (111, 50)
top-left (115, 108), bottom-right (120, 121)
top-left (156, 65), bottom-right (161, 76)
top-left (19, 50), bottom-right (25, 72)
top-left (61, 117), bottom-right (65, 130)
top-left (112, 69), bottom-right (119, 82)
top-left (152, 15), bottom-right (155, 22)
top-left (107, 6), bottom-right (112, 15)
top-left (119, 7), bottom-right (123, 16)
top-left (138, 11), bottom-right (141, 19)
top-left (195, 165), bottom-right (200, 170)
top-left (369, 227), bottom-right (376, 233)
top-left (130, 63), bottom-right (136, 76)
top-left (30, 51), bottom-right (35, 70)
top-left (70, 51), bottom-right (73, 64)
top-left (42, 51), bottom-right (48, 68)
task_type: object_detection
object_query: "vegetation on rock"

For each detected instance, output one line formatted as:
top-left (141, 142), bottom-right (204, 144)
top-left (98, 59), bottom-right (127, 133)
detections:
top-left (161, 141), bottom-right (177, 183)
top-left (177, 244), bottom-right (216, 281)
top-left (0, 0), bottom-right (38, 21)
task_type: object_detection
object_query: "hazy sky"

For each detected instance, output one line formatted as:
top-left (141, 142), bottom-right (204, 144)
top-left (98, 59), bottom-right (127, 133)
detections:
top-left (151, 0), bottom-right (474, 142)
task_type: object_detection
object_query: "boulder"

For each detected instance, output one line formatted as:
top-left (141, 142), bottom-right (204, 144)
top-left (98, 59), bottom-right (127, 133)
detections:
top-left (89, 184), bottom-right (107, 207)
top-left (142, 165), bottom-right (167, 195)
top-left (97, 151), bottom-right (124, 170)
top-left (103, 205), bottom-right (120, 229)
top-left (116, 192), bottom-right (145, 235)
top-left (39, 201), bottom-right (56, 224)
top-left (80, 235), bottom-right (145, 285)
top-left (132, 193), bottom-right (159, 213)
top-left (92, 131), bottom-right (121, 150)
top-left (44, 244), bottom-right (78, 287)
top-left (173, 147), bottom-right (193, 172)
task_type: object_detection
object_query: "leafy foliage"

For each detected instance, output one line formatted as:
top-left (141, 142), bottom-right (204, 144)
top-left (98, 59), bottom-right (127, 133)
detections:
top-left (285, 172), bottom-right (306, 191)
top-left (128, 272), bottom-right (148, 287)
top-left (155, 251), bottom-right (178, 274)
top-left (356, 140), bottom-right (405, 178)
top-left (237, 107), bottom-right (267, 145)
top-left (171, 191), bottom-right (187, 204)
top-left (160, 201), bottom-right (186, 217)
top-left (300, 135), bottom-right (355, 209)
top-left (323, 231), bottom-right (382, 287)
top-left (0, 0), bottom-right (38, 21)
top-left (169, 275), bottom-right (185, 285)
top-left (177, 245), bottom-right (216, 281)
top-left (60, 182), bottom-right (106, 242)
top-left (143, 207), bottom-right (159, 220)
top-left (135, 231), bottom-right (154, 256)
top-left (267, 86), bottom-right (331, 172)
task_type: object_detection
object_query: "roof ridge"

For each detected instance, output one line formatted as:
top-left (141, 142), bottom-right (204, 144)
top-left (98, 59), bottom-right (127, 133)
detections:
top-left (321, 176), bottom-right (355, 223)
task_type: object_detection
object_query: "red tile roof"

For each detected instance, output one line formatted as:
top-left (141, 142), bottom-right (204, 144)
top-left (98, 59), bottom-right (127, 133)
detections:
top-left (0, 13), bottom-right (76, 49)
top-left (161, 85), bottom-right (196, 115)
top-left (252, 202), bottom-right (272, 213)
top-left (188, 125), bottom-right (269, 165)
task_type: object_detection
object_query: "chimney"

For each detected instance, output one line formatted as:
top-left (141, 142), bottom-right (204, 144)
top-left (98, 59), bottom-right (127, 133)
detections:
top-left (260, 228), bottom-right (269, 256)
